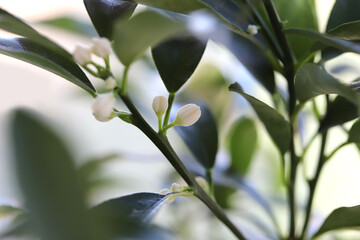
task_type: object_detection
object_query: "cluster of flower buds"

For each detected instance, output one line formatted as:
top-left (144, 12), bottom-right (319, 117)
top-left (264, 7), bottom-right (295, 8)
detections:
top-left (160, 183), bottom-right (194, 204)
top-left (247, 24), bottom-right (260, 35)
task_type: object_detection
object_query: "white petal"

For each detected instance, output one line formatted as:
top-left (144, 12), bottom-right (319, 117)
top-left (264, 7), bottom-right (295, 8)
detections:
top-left (92, 92), bottom-right (116, 122)
top-left (174, 104), bottom-right (201, 126)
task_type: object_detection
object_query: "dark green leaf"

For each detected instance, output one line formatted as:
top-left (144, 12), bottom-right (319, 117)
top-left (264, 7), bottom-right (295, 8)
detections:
top-left (285, 28), bottom-right (360, 55)
top-left (326, 0), bottom-right (360, 31)
top-left (0, 37), bottom-right (95, 95)
top-left (84, 0), bottom-right (137, 39)
top-left (348, 119), bottom-right (360, 143)
top-left (274, 0), bottom-right (318, 60)
top-left (175, 104), bottom-right (218, 169)
top-left (123, 0), bottom-right (203, 13)
top-left (229, 117), bottom-right (257, 175)
top-left (0, 205), bottom-right (25, 219)
top-left (152, 36), bottom-right (206, 93)
top-left (0, 8), bottom-right (71, 59)
top-left (229, 83), bottom-right (291, 154)
top-left (327, 21), bottom-right (360, 41)
top-left (39, 16), bottom-right (98, 37)
top-left (113, 10), bottom-right (186, 66)
top-left (294, 64), bottom-right (360, 110)
top-left (319, 96), bottom-right (359, 132)
top-left (214, 185), bottom-right (236, 209)
top-left (314, 205), bottom-right (360, 238)
top-left (10, 109), bottom-right (97, 240)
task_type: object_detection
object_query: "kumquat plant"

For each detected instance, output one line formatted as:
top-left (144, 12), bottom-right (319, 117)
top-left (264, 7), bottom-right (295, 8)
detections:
top-left (0, 0), bottom-right (359, 239)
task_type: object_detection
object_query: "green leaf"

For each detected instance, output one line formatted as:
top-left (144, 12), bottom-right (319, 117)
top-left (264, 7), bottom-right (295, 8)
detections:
top-left (84, 0), bottom-right (137, 39)
top-left (9, 109), bottom-right (97, 240)
top-left (122, 0), bottom-right (203, 13)
top-left (326, 0), bottom-right (360, 31)
top-left (229, 83), bottom-right (291, 154)
top-left (285, 28), bottom-right (360, 55)
top-left (152, 36), bottom-right (206, 93)
top-left (175, 104), bottom-right (218, 169)
top-left (0, 206), bottom-right (25, 219)
top-left (39, 16), bottom-right (98, 37)
top-left (348, 119), bottom-right (360, 143)
top-left (0, 37), bottom-right (95, 95)
top-left (327, 21), bottom-right (360, 41)
top-left (113, 10), bottom-right (186, 66)
top-left (294, 64), bottom-right (360, 109)
top-left (229, 117), bottom-right (257, 175)
top-left (314, 205), bottom-right (360, 238)
top-left (0, 8), bottom-right (71, 59)
top-left (274, 0), bottom-right (318, 60)
top-left (214, 185), bottom-right (236, 209)
top-left (319, 96), bottom-right (359, 132)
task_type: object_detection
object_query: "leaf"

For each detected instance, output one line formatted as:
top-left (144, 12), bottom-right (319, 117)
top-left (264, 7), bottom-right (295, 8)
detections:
top-left (327, 21), bottom-right (360, 41)
top-left (175, 104), bottom-right (218, 169)
top-left (314, 205), bottom-right (360, 238)
top-left (84, 0), bottom-right (137, 39)
top-left (0, 8), bottom-right (71, 59)
top-left (319, 96), bottom-right (359, 132)
top-left (123, 0), bottom-right (203, 13)
top-left (0, 206), bottom-right (25, 219)
top-left (39, 15), bottom-right (98, 37)
top-left (0, 37), bottom-right (95, 95)
top-left (152, 36), bottom-right (206, 93)
top-left (274, 0), bottom-right (318, 60)
top-left (326, 0), bottom-right (360, 31)
top-left (294, 64), bottom-right (360, 109)
top-left (9, 109), bottom-right (97, 240)
top-left (348, 119), bottom-right (360, 143)
top-left (285, 28), bottom-right (360, 55)
top-left (229, 83), bottom-right (291, 154)
top-left (113, 10), bottom-right (186, 66)
top-left (228, 117), bottom-right (257, 175)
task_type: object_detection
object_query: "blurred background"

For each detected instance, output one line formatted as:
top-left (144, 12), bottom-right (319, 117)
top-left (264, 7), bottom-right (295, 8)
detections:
top-left (0, 0), bottom-right (360, 239)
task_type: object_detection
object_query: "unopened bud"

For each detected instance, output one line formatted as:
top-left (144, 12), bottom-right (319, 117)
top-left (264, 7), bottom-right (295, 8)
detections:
top-left (170, 183), bottom-right (182, 192)
top-left (105, 77), bottom-right (117, 89)
top-left (92, 92), bottom-right (116, 122)
top-left (92, 37), bottom-right (111, 58)
top-left (174, 104), bottom-right (201, 127)
top-left (73, 45), bottom-right (92, 65)
top-left (152, 95), bottom-right (168, 118)
top-left (247, 24), bottom-right (259, 35)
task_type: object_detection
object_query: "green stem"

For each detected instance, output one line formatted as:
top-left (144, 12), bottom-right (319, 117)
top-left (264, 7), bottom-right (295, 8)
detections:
top-left (206, 169), bottom-right (215, 198)
top-left (83, 65), bottom-right (99, 77)
top-left (162, 92), bottom-right (176, 135)
top-left (121, 66), bottom-right (130, 95)
top-left (326, 142), bottom-right (349, 161)
top-left (157, 116), bottom-right (163, 133)
top-left (300, 132), bottom-right (328, 240)
top-left (118, 92), bottom-right (246, 240)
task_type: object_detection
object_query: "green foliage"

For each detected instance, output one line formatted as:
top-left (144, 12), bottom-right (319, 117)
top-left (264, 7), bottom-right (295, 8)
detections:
top-left (123, 0), bottom-right (203, 13)
top-left (348, 119), bottom-right (360, 143)
top-left (326, 0), bottom-right (360, 31)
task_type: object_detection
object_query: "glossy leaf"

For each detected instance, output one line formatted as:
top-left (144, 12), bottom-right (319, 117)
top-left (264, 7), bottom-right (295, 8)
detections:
top-left (0, 8), bottom-right (71, 59)
top-left (348, 119), bottom-right (360, 143)
top-left (0, 37), bottom-right (95, 95)
top-left (319, 96), bottom-right (359, 132)
top-left (113, 10), bottom-right (186, 66)
top-left (152, 36), bottom-right (206, 93)
top-left (10, 109), bottom-right (96, 240)
top-left (39, 16), bottom-right (97, 37)
top-left (229, 117), bottom-right (257, 175)
top-left (295, 64), bottom-right (360, 109)
top-left (229, 83), bottom-right (291, 154)
top-left (285, 28), bottom-right (360, 55)
top-left (326, 0), bottom-right (360, 31)
top-left (123, 0), bottom-right (203, 13)
top-left (175, 104), bottom-right (218, 169)
top-left (84, 0), bottom-right (137, 39)
top-left (314, 205), bottom-right (360, 238)
top-left (327, 21), bottom-right (360, 41)
top-left (274, 0), bottom-right (318, 60)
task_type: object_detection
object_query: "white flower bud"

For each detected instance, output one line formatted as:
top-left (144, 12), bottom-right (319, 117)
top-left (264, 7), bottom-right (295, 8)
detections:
top-left (91, 37), bottom-right (112, 58)
top-left (247, 24), bottom-right (259, 35)
top-left (105, 77), bottom-right (117, 89)
top-left (174, 104), bottom-right (201, 127)
top-left (152, 96), bottom-right (168, 118)
top-left (73, 45), bottom-right (92, 66)
top-left (170, 183), bottom-right (182, 192)
top-left (92, 92), bottom-right (116, 122)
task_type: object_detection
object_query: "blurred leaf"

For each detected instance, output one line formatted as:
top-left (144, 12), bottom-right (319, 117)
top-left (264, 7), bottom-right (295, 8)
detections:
top-left (348, 119), bottom-right (360, 143)
top-left (113, 10), bottom-right (186, 66)
top-left (274, 0), bottom-right (318, 60)
top-left (326, 0), bottom-right (360, 31)
top-left (10, 109), bottom-right (97, 240)
top-left (285, 28), bottom-right (360, 55)
top-left (314, 205), bottom-right (360, 238)
top-left (0, 37), bottom-right (95, 95)
top-left (152, 36), bottom-right (206, 93)
top-left (123, 0), bottom-right (203, 13)
top-left (39, 16), bottom-right (97, 37)
top-left (229, 83), bottom-right (291, 154)
top-left (175, 104), bottom-right (218, 170)
top-left (84, 0), bottom-right (137, 39)
top-left (0, 8), bottom-right (71, 59)
top-left (327, 21), bottom-right (360, 41)
top-left (229, 117), bottom-right (257, 175)
top-left (0, 205), bottom-right (25, 219)
top-left (319, 96), bottom-right (359, 132)
top-left (214, 185), bottom-right (236, 209)
top-left (295, 64), bottom-right (360, 110)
